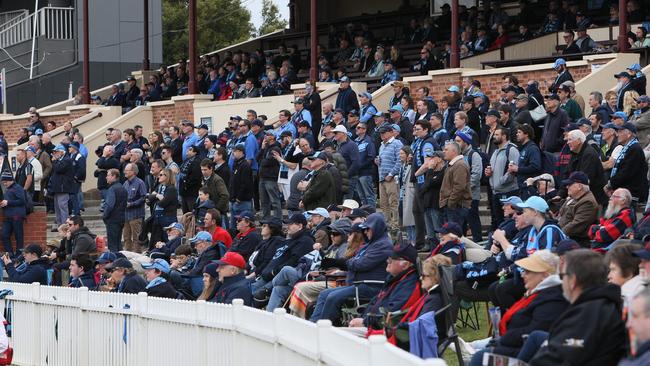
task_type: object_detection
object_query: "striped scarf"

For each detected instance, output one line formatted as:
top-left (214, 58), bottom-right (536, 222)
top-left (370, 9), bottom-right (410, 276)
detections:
top-left (611, 138), bottom-right (638, 178)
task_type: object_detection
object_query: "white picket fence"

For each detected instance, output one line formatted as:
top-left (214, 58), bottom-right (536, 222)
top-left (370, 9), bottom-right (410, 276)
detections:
top-left (0, 282), bottom-right (446, 366)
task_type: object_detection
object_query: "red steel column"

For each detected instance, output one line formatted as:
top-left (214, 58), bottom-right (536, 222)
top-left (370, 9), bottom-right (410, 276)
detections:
top-left (450, 0), bottom-right (460, 68)
top-left (188, 0), bottom-right (198, 94)
top-left (309, 0), bottom-right (317, 81)
top-left (617, 0), bottom-right (629, 52)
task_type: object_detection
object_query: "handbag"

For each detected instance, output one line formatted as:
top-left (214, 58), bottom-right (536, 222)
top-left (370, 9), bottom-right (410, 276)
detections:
top-left (529, 96), bottom-right (547, 122)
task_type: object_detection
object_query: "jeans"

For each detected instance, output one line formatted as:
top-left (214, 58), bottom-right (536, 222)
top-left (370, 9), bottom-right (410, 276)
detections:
top-left (466, 199), bottom-right (483, 242)
top-left (54, 193), bottom-right (70, 225)
top-left (310, 283), bottom-right (381, 322)
top-left (424, 207), bottom-right (443, 239)
top-left (517, 330), bottom-right (549, 361)
top-left (104, 221), bottom-right (124, 252)
top-left (2, 218), bottom-right (24, 257)
top-left (259, 180), bottom-right (283, 220)
top-left (230, 200), bottom-right (253, 229)
top-left (267, 266), bottom-right (300, 312)
top-left (345, 176), bottom-right (358, 200)
top-left (69, 191), bottom-right (80, 216)
top-left (355, 175), bottom-right (376, 208)
top-left (446, 207), bottom-right (468, 228)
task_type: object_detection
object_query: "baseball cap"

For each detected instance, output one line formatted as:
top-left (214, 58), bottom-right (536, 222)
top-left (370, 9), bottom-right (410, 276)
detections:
top-left (628, 63), bottom-right (642, 72)
top-left (328, 219), bottom-right (352, 235)
top-left (636, 95), bottom-right (650, 104)
top-left (181, 120), bottom-right (195, 127)
top-left (562, 171), bottom-right (589, 186)
top-left (358, 92), bottom-right (372, 100)
top-left (435, 222), bottom-right (463, 237)
top-left (563, 123), bottom-right (580, 131)
top-left (378, 125), bottom-right (394, 134)
top-left (279, 130), bottom-right (293, 138)
top-left (500, 196), bottom-right (523, 206)
top-left (204, 263), bottom-right (218, 278)
top-left (292, 97), bottom-right (305, 104)
top-left (260, 217), bottom-right (283, 229)
top-left (350, 223), bottom-right (365, 232)
top-left (339, 199), bottom-right (360, 210)
top-left (69, 141), bottom-right (80, 151)
top-left (347, 208), bottom-right (368, 219)
top-left (632, 242), bottom-right (650, 260)
top-left (447, 85), bottom-right (460, 92)
top-left (53, 144), bottom-right (66, 152)
top-left (332, 125), bottom-right (348, 134)
top-left (230, 115), bottom-right (242, 121)
top-left (23, 243), bottom-right (43, 257)
top-left (126, 75), bottom-right (136, 81)
top-left (163, 222), bottom-right (185, 234)
top-left (142, 258), bottom-right (171, 274)
top-left (215, 251), bottom-right (246, 269)
top-left (307, 151), bottom-right (328, 162)
top-left (285, 213), bottom-right (307, 225)
top-left (455, 131), bottom-right (473, 145)
top-left (611, 111), bottom-right (628, 122)
top-left (333, 108), bottom-right (345, 115)
top-left (390, 243), bottom-right (418, 263)
top-left (348, 109), bottom-right (359, 116)
top-left (462, 96), bottom-right (474, 104)
top-left (614, 71), bottom-right (631, 79)
top-left (189, 231), bottom-right (213, 243)
top-left (105, 257), bottom-right (133, 270)
top-left (384, 59), bottom-right (393, 66)
top-left (515, 94), bottom-right (529, 101)
top-left (553, 239), bottom-right (581, 255)
top-left (391, 124), bottom-right (401, 133)
top-left (95, 252), bottom-right (117, 264)
top-left (576, 118), bottom-right (591, 126)
top-left (515, 251), bottom-right (556, 273)
top-left (486, 109), bottom-right (500, 118)
top-left (235, 211), bottom-right (255, 221)
top-left (553, 58), bottom-right (566, 68)
top-left (306, 207), bottom-right (329, 217)
top-left (561, 80), bottom-right (576, 88)
top-left (389, 104), bottom-right (404, 113)
top-left (602, 122), bottom-right (621, 130)
top-left (558, 85), bottom-right (571, 93)
top-left (620, 122), bottom-right (637, 134)
top-left (198, 123), bottom-right (209, 130)
top-left (233, 144), bottom-right (246, 152)
top-left (339, 76), bottom-right (350, 82)
top-left (35, 129), bottom-right (43, 136)
top-left (545, 94), bottom-right (560, 101)
top-left (514, 196), bottom-right (549, 213)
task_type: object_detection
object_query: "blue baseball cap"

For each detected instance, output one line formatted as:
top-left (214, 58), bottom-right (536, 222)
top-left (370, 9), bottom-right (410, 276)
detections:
top-left (389, 104), bottom-right (404, 113)
top-left (602, 122), bottom-right (621, 130)
top-left (306, 207), bottom-right (329, 218)
top-left (447, 85), bottom-right (460, 92)
top-left (53, 144), bottom-right (66, 152)
top-left (142, 258), bottom-right (171, 274)
top-left (514, 196), bottom-right (549, 213)
top-left (553, 58), bottom-right (566, 68)
top-left (163, 222), bottom-right (185, 234)
top-left (35, 129), bottom-right (43, 135)
top-left (611, 111), bottom-right (628, 122)
top-left (391, 124), bottom-right (401, 133)
top-left (189, 231), bottom-right (213, 243)
top-left (358, 92), bottom-right (372, 100)
top-left (455, 131), bottom-right (473, 145)
top-left (576, 118), bottom-right (591, 126)
top-left (307, 151), bottom-right (328, 162)
top-left (628, 63), bottom-right (642, 72)
top-left (500, 196), bottom-right (523, 206)
top-left (23, 146), bottom-right (36, 154)
top-left (95, 252), bottom-right (117, 264)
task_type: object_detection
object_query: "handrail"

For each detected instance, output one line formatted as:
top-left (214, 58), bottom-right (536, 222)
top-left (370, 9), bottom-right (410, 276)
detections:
top-left (0, 6), bottom-right (73, 49)
top-left (0, 9), bottom-right (28, 31)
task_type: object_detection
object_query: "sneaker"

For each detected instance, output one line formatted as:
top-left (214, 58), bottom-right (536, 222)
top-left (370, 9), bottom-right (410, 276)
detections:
top-left (253, 287), bottom-right (271, 302)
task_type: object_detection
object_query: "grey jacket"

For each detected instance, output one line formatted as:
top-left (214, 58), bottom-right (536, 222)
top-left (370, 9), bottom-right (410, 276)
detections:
top-left (631, 108), bottom-right (650, 146)
top-left (489, 143), bottom-right (520, 194)
top-left (463, 146), bottom-right (483, 200)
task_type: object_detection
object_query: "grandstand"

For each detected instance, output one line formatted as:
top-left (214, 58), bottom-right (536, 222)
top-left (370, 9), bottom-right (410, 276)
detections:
top-left (0, 0), bottom-right (648, 365)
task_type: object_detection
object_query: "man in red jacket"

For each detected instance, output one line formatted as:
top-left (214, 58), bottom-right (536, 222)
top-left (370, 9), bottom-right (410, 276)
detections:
top-left (588, 188), bottom-right (634, 251)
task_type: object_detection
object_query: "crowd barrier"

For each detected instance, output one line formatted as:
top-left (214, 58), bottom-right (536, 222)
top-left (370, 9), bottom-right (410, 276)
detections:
top-left (0, 282), bottom-right (446, 366)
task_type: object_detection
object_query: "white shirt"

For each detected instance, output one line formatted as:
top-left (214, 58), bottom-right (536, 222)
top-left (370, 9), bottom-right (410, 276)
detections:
top-left (29, 157), bottom-right (43, 191)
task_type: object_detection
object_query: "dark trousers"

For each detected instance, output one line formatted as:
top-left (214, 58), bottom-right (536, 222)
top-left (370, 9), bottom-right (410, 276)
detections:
top-left (151, 215), bottom-right (176, 249)
top-left (446, 207), bottom-right (468, 228)
top-left (451, 280), bottom-right (491, 324)
top-left (465, 199), bottom-right (483, 242)
top-left (412, 186), bottom-right (426, 247)
top-left (105, 221), bottom-right (124, 252)
top-left (2, 218), bottom-right (24, 256)
top-left (488, 278), bottom-right (526, 312)
top-left (181, 196), bottom-right (195, 214)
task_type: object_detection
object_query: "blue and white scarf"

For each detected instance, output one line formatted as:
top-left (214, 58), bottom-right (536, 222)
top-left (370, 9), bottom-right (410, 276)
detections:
top-left (611, 137), bottom-right (638, 178)
top-left (145, 276), bottom-right (167, 290)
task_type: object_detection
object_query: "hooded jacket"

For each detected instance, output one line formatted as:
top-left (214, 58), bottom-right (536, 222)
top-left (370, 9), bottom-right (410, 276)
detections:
top-left (529, 284), bottom-right (625, 366)
top-left (69, 226), bottom-right (97, 256)
top-left (261, 229), bottom-right (314, 281)
top-left (346, 213), bottom-right (393, 283)
top-left (5, 257), bottom-right (49, 284)
top-left (251, 235), bottom-right (286, 274)
top-left (209, 272), bottom-right (252, 305)
top-left (188, 245), bottom-right (222, 276)
top-left (69, 270), bottom-right (98, 289)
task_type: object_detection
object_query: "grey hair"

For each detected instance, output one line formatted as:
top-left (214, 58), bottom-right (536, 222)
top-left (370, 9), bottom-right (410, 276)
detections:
top-left (567, 129), bottom-right (586, 143)
top-left (444, 141), bottom-right (461, 154)
top-left (617, 188), bottom-right (632, 205)
top-left (126, 163), bottom-right (139, 174)
top-left (130, 148), bottom-right (143, 158)
top-left (28, 135), bottom-right (40, 143)
top-left (590, 91), bottom-right (603, 103)
top-left (580, 183), bottom-right (590, 192)
top-left (533, 249), bottom-right (560, 274)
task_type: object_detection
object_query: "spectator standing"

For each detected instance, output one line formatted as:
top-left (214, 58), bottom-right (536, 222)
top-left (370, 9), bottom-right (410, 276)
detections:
top-left (180, 120), bottom-right (198, 161)
top-left (178, 146), bottom-right (203, 213)
top-left (148, 168), bottom-right (178, 245)
top-left (455, 131), bottom-right (483, 242)
top-left (548, 58), bottom-right (573, 94)
top-left (439, 141), bottom-right (471, 227)
top-left (24, 146), bottom-right (42, 203)
top-left (333, 125), bottom-right (359, 200)
top-left (200, 159), bottom-right (229, 223)
top-left (565, 130), bottom-right (607, 206)
top-left (103, 168), bottom-right (127, 252)
top-left (377, 125), bottom-right (403, 231)
top-left (540, 94), bottom-right (570, 153)
top-left (615, 71), bottom-right (637, 113)
top-left (123, 163), bottom-right (147, 253)
top-left (485, 126), bottom-right (520, 227)
top-left (335, 77), bottom-right (359, 115)
top-left (303, 81), bottom-right (322, 138)
top-left (411, 120), bottom-right (437, 247)
top-left (0, 173), bottom-right (26, 257)
top-left (50, 144), bottom-right (75, 230)
top-left (354, 121), bottom-right (376, 207)
top-left (257, 132), bottom-right (283, 220)
top-left (68, 142), bottom-right (86, 216)
top-left (229, 145), bottom-right (254, 228)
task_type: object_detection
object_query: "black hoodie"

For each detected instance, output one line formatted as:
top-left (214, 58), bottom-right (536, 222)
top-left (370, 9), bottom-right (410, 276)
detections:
top-left (529, 283), bottom-right (625, 366)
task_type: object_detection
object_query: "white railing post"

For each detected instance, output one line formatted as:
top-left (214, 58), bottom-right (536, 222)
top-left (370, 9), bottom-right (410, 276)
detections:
top-left (135, 292), bottom-right (149, 366)
top-left (195, 300), bottom-right (208, 366)
top-left (231, 299), bottom-right (244, 366)
top-left (316, 319), bottom-right (333, 363)
top-left (30, 282), bottom-right (42, 366)
top-left (272, 308), bottom-right (287, 366)
top-left (368, 334), bottom-right (388, 365)
top-left (77, 287), bottom-right (90, 366)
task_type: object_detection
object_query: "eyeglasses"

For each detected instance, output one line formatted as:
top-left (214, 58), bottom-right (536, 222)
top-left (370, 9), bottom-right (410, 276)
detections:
top-left (356, 126), bottom-right (366, 130)
top-left (159, 173), bottom-right (167, 177)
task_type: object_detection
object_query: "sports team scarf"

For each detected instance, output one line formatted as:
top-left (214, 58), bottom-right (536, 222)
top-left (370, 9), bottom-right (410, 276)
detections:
top-left (499, 292), bottom-right (539, 336)
top-left (611, 137), bottom-right (638, 178)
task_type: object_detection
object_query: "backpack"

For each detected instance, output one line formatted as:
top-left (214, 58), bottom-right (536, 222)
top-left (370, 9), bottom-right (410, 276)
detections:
top-left (468, 148), bottom-right (490, 185)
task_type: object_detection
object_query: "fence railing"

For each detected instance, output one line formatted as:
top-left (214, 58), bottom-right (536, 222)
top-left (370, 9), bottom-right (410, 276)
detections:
top-left (0, 6), bottom-right (73, 49)
top-left (0, 9), bottom-right (28, 31)
top-left (0, 282), bottom-right (446, 366)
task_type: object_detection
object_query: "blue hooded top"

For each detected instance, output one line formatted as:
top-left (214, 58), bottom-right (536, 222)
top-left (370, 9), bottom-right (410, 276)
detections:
top-left (346, 213), bottom-right (394, 284)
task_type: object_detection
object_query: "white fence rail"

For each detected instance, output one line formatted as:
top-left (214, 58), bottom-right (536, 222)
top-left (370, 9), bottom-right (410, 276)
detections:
top-left (0, 6), bottom-right (73, 49)
top-left (0, 10), bottom-right (28, 31)
top-left (0, 282), bottom-right (446, 366)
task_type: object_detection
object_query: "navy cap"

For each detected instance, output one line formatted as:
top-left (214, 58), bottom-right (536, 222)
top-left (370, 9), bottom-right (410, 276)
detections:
top-left (435, 222), bottom-right (463, 237)
top-left (105, 257), bottom-right (133, 270)
top-left (562, 171), bottom-right (589, 186)
top-left (545, 94), bottom-right (560, 101)
top-left (620, 122), bottom-right (637, 134)
top-left (576, 118), bottom-right (591, 126)
top-left (347, 208), bottom-right (368, 219)
top-left (486, 109), bottom-right (500, 118)
top-left (552, 239), bottom-right (581, 255)
top-left (285, 213), bottom-right (307, 225)
top-left (614, 71), bottom-right (631, 79)
top-left (197, 123), bottom-right (209, 130)
top-left (563, 123), bottom-right (580, 131)
top-left (307, 151), bottom-right (329, 162)
top-left (390, 243), bottom-right (418, 263)
top-left (632, 242), bottom-right (650, 260)
top-left (95, 252), bottom-right (117, 264)
top-left (602, 122), bottom-right (621, 130)
top-left (236, 211), bottom-right (255, 221)
top-left (260, 217), bottom-right (283, 229)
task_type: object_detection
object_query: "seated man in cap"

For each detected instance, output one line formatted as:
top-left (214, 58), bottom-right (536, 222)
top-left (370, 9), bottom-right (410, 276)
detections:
top-left (204, 252), bottom-right (252, 305)
top-left (589, 188), bottom-right (635, 252)
top-left (347, 243), bottom-right (420, 330)
top-left (229, 211), bottom-right (262, 261)
top-left (310, 213), bottom-right (393, 323)
top-left (188, 231), bottom-right (225, 278)
top-left (150, 222), bottom-right (184, 260)
top-left (513, 196), bottom-right (566, 254)
top-left (2, 244), bottom-right (48, 284)
top-left (94, 252), bottom-right (117, 291)
top-left (307, 207), bottom-right (331, 249)
top-left (142, 258), bottom-right (177, 298)
top-left (630, 95), bottom-right (650, 145)
top-left (557, 172), bottom-right (599, 246)
top-left (524, 173), bottom-right (561, 214)
top-left (430, 223), bottom-right (465, 264)
top-left (105, 258), bottom-right (147, 294)
top-left (68, 254), bottom-right (98, 289)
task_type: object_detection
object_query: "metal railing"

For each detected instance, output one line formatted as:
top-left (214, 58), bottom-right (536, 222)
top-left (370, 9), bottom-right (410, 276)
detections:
top-left (0, 9), bottom-right (28, 30)
top-left (0, 6), bottom-right (73, 49)
top-left (0, 282), bottom-right (446, 366)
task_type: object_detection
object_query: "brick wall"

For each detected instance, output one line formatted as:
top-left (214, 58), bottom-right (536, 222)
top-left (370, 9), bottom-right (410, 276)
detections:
top-left (0, 107), bottom-right (91, 144)
top-left (150, 100), bottom-right (196, 131)
top-left (408, 64), bottom-right (592, 106)
top-left (0, 207), bottom-right (47, 252)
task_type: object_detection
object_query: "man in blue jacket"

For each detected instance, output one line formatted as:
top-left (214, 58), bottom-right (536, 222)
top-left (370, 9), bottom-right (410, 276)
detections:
top-left (354, 121), bottom-right (377, 207)
top-left (335, 76), bottom-right (359, 115)
top-left (310, 212), bottom-right (393, 323)
top-left (103, 168), bottom-right (127, 252)
top-left (334, 125), bottom-right (360, 200)
top-left (206, 252), bottom-right (252, 305)
top-left (68, 254), bottom-right (97, 289)
top-left (1, 172), bottom-right (26, 257)
top-left (2, 244), bottom-right (48, 284)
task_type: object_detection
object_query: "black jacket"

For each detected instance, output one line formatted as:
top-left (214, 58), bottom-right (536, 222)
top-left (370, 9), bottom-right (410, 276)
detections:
top-left (230, 229), bottom-right (262, 262)
top-left (95, 155), bottom-right (120, 190)
top-left (335, 87), bottom-right (359, 115)
top-left (257, 142), bottom-right (282, 181)
top-left (609, 142), bottom-right (649, 202)
top-left (420, 166), bottom-right (445, 209)
top-left (494, 284), bottom-right (569, 357)
top-left (179, 155), bottom-right (202, 197)
top-left (169, 137), bottom-right (183, 165)
top-left (69, 226), bottom-right (97, 256)
top-left (103, 182), bottom-right (127, 224)
top-left (209, 272), bottom-right (252, 305)
top-left (530, 284), bottom-right (626, 366)
top-left (117, 272), bottom-right (147, 294)
top-left (149, 184), bottom-right (178, 217)
top-left (540, 108), bottom-right (569, 153)
top-left (568, 142), bottom-right (607, 205)
top-left (69, 271), bottom-right (98, 289)
top-left (261, 229), bottom-right (314, 282)
top-left (6, 258), bottom-right (49, 284)
top-left (146, 280), bottom-right (177, 299)
top-left (50, 157), bottom-right (76, 194)
top-left (250, 235), bottom-right (285, 274)
top-left (229, 157), bottom-right (254, 202)
top-left (188, 245), bottom-right (222, 276)
top-left (303, 91), bottom-right (322, 140)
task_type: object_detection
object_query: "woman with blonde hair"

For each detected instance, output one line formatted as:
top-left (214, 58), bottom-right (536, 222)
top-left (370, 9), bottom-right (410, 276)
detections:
top-left (198, 263), bottom-right (219, 301)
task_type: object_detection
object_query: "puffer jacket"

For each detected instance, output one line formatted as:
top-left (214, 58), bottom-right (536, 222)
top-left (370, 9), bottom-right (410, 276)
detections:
top-left (346, 213), bottom-right (393, 284)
